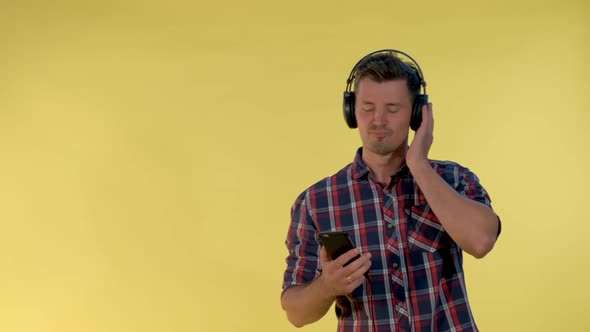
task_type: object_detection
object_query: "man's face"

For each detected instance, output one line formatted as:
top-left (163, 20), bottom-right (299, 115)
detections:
top-left (355, 78), bottom-right (413, 156)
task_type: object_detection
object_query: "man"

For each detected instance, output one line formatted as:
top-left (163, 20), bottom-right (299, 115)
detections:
top-left (281, 50), bottom-right (501, 331)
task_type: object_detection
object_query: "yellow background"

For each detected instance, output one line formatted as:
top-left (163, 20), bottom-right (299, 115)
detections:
top-left (0, 0), bottom-right (588, 331)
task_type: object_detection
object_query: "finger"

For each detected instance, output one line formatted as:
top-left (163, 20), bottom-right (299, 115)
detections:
top-left (345, 275), bottom-right (367, 293)
top-left (342, 258), bottom-right (372, 294)
top-left (341, 252), bottom-right (372, 276)
top-left (418, 103), bottom-right (433, 136)
top-left (348, 255), bottom-right (372, 280)
top-left (428, 102), bottom-right (434, 131)
top-left (334, 248), bottom-right (361, 267)
top-left (343, 253), bottom-right (371, 278)
top-left (422, 103), bottom-right (429, 120)
top-left (414, 104), bottom-right (428, 136)
top-left (319, 247), bottom-right (340, 273)
top-left (319, 246), bottom-right (329, 263)
top-left (427, 103), bottom-right (434, 136)
top-left (422, 102), bottom-right (432, 123)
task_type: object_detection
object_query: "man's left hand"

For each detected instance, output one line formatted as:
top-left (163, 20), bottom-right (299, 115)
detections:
top-left (407, 102), bottom-right (434, 169)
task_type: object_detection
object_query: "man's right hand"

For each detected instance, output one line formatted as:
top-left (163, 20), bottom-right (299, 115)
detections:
top-left (317, 246), bottom-right (372, 298)
top-left (280, 246), bottom-right (372, 327)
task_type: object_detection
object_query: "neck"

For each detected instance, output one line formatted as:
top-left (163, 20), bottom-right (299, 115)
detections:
top-left (362, 144), bottom-right (407, 186)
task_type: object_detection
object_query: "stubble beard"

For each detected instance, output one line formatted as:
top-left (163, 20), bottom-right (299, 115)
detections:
top-left (366, 135), bottom-right (408, 157)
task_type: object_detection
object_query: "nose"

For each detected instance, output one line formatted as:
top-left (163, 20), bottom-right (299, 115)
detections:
top-left (372, 108), bottom-right (387, 126)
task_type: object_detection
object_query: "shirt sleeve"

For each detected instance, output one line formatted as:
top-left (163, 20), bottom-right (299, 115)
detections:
top-left (282, 190), bottom-right (321, 293)
top-left (455, 166), bottom-right (502, 237)
top-left (455, 166), bottom-right (491, 205)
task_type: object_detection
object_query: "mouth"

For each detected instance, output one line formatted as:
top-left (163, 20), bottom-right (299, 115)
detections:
top-left (369, 130), bottom-right (392, 138)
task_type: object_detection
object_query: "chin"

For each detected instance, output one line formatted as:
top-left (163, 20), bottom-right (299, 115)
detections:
top-left (367, 141), bottom-right (405, 156)
top-left (368, 145), bottom-right (395, 156)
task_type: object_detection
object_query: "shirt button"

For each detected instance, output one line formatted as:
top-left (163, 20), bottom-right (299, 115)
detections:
top-left (387, 223), bottom-right (393, 228)
top-left (392, 263), bottom-right (399, 268)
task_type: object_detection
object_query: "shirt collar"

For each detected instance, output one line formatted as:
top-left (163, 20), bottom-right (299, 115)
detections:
top-left (351, 147), bottom-right (371, 180)
top-left (351, 147), bottom-right (411, 181)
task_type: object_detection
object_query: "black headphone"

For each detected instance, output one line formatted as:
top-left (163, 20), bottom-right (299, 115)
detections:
top-left (343, 49), bottom-right (428, 131)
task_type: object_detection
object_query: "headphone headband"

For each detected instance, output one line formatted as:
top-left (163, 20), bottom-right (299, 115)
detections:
top-left (344, 49), bottom-right (427, 95)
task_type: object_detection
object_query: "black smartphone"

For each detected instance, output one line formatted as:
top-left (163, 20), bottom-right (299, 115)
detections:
top-left (318, 231), bottom-right (360, 267)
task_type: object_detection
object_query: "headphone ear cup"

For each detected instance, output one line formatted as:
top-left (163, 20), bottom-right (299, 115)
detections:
top-left (343, 91), bottom-right (357, 128)
top-left (410, 94), bottom-right (428, 131)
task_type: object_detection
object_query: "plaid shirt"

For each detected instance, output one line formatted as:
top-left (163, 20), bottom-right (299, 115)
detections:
top-left (283, 148), bottom-right (498, 332)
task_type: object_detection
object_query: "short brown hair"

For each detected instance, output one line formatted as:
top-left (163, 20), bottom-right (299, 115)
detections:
top-left (353, 52), bottom-right (421, 100)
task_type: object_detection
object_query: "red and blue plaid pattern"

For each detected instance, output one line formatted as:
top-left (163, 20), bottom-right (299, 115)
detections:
top-left (283, 148), bottom-right (496, 332)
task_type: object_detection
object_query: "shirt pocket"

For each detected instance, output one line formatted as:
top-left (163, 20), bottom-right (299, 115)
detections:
top-left (406, 204), bottom-right (447, 253)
